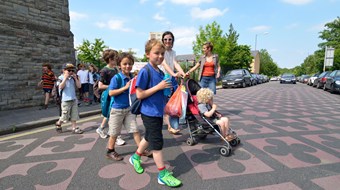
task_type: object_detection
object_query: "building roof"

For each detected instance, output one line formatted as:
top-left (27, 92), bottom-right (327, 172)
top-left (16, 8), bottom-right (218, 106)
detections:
top-left (176, 54), bottom-right (195, 62)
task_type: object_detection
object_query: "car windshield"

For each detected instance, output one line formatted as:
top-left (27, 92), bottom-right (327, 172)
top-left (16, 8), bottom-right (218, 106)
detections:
top-left (335, 71), bottom-right (340, 77)
top-left (227, 70), bottom-right (243, 75)
top-left (282, 74), bottom-right (294, 78)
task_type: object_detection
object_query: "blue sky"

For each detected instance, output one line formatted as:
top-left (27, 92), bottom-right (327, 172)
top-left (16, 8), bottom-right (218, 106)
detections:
top-left (69, 0), bottom-right (340, 69)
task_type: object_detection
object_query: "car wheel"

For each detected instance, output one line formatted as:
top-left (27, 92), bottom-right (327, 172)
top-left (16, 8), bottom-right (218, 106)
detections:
top-left (317, 82), bottom-right (321, 89)
top-left (330, 84), bottom-right (335, 93)
top-left (242, 82), bottom-right (246, 88)
top-left (323, 84), bottom-right (327, 91)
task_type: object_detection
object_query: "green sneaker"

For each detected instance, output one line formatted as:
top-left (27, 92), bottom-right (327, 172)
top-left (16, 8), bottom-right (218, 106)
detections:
top-left (129, 155), bottom-right (144, 174)
top-left (158, 169), bottom-right (182, 187)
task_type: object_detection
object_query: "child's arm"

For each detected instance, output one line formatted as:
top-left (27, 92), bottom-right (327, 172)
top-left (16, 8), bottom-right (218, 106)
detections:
top-left (203, 104), bottom-right (217, 118)
top-left (136, 79), bottom-right (170, 100)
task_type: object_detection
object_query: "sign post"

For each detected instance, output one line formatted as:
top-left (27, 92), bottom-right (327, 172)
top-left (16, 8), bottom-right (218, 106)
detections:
top-left (323, 46), bottom-right (334, 71)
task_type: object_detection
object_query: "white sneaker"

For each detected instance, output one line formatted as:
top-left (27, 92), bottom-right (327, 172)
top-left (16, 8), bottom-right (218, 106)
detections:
top-left (96, 127), bottom-right (108, 139)
top-left (116, 135), bottom-right (125, 146)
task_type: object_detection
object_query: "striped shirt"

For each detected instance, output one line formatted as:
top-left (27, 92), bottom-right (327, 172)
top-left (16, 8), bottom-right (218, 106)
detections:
top-left (41, 70), bottom-right (56, 89)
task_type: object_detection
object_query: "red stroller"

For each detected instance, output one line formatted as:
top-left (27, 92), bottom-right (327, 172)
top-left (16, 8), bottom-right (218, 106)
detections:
top-left (184, 79), bottom-right (240, 156)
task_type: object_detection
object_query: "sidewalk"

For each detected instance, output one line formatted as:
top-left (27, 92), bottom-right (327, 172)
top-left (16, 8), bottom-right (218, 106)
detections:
top-left (0, 103), bottom-right (101, 136)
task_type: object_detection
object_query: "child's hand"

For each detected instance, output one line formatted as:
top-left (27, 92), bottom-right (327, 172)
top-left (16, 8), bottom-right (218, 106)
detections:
top-left (158, 79), bottom-right (172, 90)
top-left (212, 104), bottom-right (217, 110)
top-left (124, 80), bottom-right (131, 90)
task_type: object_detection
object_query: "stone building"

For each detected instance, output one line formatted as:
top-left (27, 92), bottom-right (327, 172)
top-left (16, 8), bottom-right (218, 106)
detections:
top-left (250, 50), bottom-right (260, 73)
top-left (0, 0), bottom-right (75, 110)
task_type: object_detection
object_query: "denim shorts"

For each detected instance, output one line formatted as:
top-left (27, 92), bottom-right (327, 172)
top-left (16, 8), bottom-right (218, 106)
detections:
top-left (141, 114), bottom-right (163, 151)
top-left (81, 83), bottom-right (89, 93)
top-left (43, 88), bottom-right (52, 93)
top-left (199, 76), bottom-right (216, 94)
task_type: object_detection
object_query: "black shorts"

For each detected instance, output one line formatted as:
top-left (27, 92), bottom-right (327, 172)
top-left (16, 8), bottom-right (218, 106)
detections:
top-left (141, 114), bottom-right (163, 151)
top-left (43, 88), bottom-right (52, 93)
top-left (81, 83), bottom-right (89, 93)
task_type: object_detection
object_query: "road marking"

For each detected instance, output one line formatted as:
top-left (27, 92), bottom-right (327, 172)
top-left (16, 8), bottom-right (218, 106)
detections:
top-left (0, 115), bottom-right (101, 141)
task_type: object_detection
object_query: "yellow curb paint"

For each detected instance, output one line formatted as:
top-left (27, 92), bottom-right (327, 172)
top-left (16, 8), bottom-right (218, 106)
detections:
top-left (0, 115), bottom-right (101, 141)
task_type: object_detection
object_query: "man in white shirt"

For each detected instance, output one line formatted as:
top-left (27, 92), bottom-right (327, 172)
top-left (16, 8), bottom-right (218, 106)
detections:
top-left (77, 64), bottom-right (90, 105)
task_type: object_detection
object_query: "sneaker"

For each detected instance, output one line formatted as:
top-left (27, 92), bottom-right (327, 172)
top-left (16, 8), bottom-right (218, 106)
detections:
top-left (116, 135), bottom-right (125, 146)
top-left (96, 127), bottom-right (108, 139)
top-left (106, 151), bottom-right (123, 161)
top-left (72, 128), bottom-right (83, 134)
top-left (129, 155), bottom-right (144, 174)
top-left (158, 169), bottom-right (182, 187)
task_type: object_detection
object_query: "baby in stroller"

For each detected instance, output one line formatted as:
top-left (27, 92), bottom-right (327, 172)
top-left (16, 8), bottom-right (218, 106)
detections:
top-left (196, 88), bottom-right (235, 141)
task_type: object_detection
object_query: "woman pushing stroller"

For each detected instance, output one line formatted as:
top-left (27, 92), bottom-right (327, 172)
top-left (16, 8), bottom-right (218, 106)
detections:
top-left (196, 88), bottom-right (236, 141)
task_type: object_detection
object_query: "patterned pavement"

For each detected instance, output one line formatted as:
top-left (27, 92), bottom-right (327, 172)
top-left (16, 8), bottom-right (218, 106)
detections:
top-left (0, 82), bottom-right (339, 190)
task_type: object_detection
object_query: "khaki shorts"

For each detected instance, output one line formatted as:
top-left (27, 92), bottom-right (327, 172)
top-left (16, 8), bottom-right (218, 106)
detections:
top-left (108, 107), bottom-right (138, 137)
top-left (60, 100), bottom-right (79, 123)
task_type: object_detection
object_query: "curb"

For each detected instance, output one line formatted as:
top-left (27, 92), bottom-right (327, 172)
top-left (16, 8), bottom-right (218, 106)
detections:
top-left (0, 109), bottom-right (102, 136)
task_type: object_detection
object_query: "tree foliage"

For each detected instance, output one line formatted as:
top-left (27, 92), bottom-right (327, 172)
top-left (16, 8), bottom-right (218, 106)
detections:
top-left (259, 49), bottom-right (279, 76)
top-left (193, 22), bottom-right (252, 75)
top-left (76, 38), bottom-right (108, 69)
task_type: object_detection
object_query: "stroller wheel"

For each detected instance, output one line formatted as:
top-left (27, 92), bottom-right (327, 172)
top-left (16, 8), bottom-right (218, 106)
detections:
top-left (219, 145), bottom-right (232, 157)
top-left (236, 137), bottom-right (241, 145)
top-left (186, 137), bottom-right (197, 146)
top-left (230, 139), bottom-right (238, 147)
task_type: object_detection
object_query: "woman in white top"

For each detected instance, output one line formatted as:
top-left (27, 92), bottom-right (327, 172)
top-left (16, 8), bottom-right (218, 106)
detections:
top-left (160, 31), bottom-right (187, 134)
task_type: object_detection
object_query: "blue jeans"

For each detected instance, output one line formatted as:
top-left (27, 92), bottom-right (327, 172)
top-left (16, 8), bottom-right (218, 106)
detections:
top-left (169, 116), bottom-right (179, 130)
top-left (199, 76), bottom-right (216, 94)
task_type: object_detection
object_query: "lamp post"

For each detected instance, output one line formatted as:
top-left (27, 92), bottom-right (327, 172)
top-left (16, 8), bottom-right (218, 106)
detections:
top-left (254, 32), bottom-right (269, 51)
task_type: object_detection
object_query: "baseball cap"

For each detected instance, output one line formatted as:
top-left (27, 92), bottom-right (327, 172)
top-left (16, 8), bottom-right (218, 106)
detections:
top-left (62, 63), bottom-right (75, 70)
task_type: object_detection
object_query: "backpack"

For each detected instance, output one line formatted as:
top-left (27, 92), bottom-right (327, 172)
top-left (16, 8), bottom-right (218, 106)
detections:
top-left (129, 65), bottom-right (160, 115)
top-left (101, 73), bottom-right (127, 118)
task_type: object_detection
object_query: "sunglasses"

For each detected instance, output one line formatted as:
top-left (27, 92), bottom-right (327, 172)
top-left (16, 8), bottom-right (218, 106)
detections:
top-left (67, 70), bottom-right (74, 72)
top-left (163, 38), bottom-right (172, 42)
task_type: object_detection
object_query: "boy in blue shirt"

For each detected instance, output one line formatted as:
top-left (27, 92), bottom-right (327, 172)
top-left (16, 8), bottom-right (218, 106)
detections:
top-left (129, 39), bottom-right (182, 187)
top-left (106, 52), bottom-right (151, 161)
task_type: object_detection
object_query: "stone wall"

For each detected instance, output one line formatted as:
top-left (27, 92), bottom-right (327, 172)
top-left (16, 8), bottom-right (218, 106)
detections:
top-left (0, 0), bottom-right (75, 110)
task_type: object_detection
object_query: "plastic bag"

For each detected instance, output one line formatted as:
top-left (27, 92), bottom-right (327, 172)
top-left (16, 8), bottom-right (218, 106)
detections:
top-left (164, 85), bottom-right (182, 117)
top-left (179, 85), bottom-right (188, 124)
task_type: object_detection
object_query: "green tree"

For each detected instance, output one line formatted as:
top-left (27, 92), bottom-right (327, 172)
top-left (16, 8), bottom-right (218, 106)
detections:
top-left (318, 17), bottom-right (340, 70)
top-left (259, 49), bottom-right (279, 76)
top-left (76, 38), bottom-right (108, 69)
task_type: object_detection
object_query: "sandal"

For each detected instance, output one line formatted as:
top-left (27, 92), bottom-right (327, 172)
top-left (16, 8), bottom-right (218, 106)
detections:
top-left (225, 134), bottom-right (236, 142)
top-left (168, 128), bottom-right (180, 135)
top-left (72, 128), bottom-right (84, 134)
top-left (55, 121), bottom-right (62, 133)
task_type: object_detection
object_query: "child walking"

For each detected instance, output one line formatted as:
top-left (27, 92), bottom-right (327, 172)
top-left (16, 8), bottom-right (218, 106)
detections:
top-left (129, 39), bottom-right (182, 187)
top-left (196, 88), bottom-right (235, 141)
top-left (106, 52), bottom-right (151, 161)
top-left (55, 63), bottom-right (83, 134)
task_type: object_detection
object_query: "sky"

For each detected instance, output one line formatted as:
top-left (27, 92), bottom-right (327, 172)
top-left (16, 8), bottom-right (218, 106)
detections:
top-left (69, 0), bottom-right (340, 69)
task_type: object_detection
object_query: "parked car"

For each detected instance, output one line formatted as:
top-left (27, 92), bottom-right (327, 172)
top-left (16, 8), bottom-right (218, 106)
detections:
top-left (314, 71), bottom-right (331, 89)
top-left (300, 75), bottom-right (310, 83)
top-left (222, 69), bottom-right (252, 88)
top-left (250, 74), bottom-right (257, 86)
top-left (252, 73), bottom-right (262, 84)
top-left (324, 70), bottom-right (340, 93)
top-left (280, 73), bottom-right (296, 84)
top-left (307, 73), bottom-right (319, 86)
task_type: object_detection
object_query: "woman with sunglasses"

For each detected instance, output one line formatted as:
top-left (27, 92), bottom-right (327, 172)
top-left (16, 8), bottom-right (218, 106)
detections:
top-left (160, 31), bottom-right (187, 134)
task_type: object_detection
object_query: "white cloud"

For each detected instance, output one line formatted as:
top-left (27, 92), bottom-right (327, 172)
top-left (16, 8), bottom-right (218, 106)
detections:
top-left (249, 25), bottom-right (271, 32)
top-left (156, 0), bottom-right (167, 6)
top-left (281, 0), bottom-right (313, 5)
top-left (139, 0), bottom-right (148, 4)
top-left (171, 0), bottom-right (213, 5)
top-left (153, 13), bottom-right (166, 21)
top-left (172, 27), bottom-right (197, 47)
top-left (191, 7), bottom-right (228, 19)
top-left (70, 11), bottom-right (87, 21)
top-left (96, 19), bottom-right (132, 32)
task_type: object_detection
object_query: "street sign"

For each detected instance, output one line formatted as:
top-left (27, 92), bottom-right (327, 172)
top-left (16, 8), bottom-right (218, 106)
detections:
top-left (324, 46), bottom-right (334, 67)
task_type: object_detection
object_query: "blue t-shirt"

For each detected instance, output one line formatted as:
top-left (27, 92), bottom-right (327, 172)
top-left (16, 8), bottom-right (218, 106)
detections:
top-left (109, 72), bottom-right (131, 109)
top-left (58, 75), bottom-right (77, 101)
top-left (136, 63), bottom-right (166, 117)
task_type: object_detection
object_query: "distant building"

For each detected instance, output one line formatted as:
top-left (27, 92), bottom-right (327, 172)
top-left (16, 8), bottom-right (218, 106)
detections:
top-left (250, 50), bottom-right (260, 73)
top-left (149, 32), bottom-right (162, 41)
